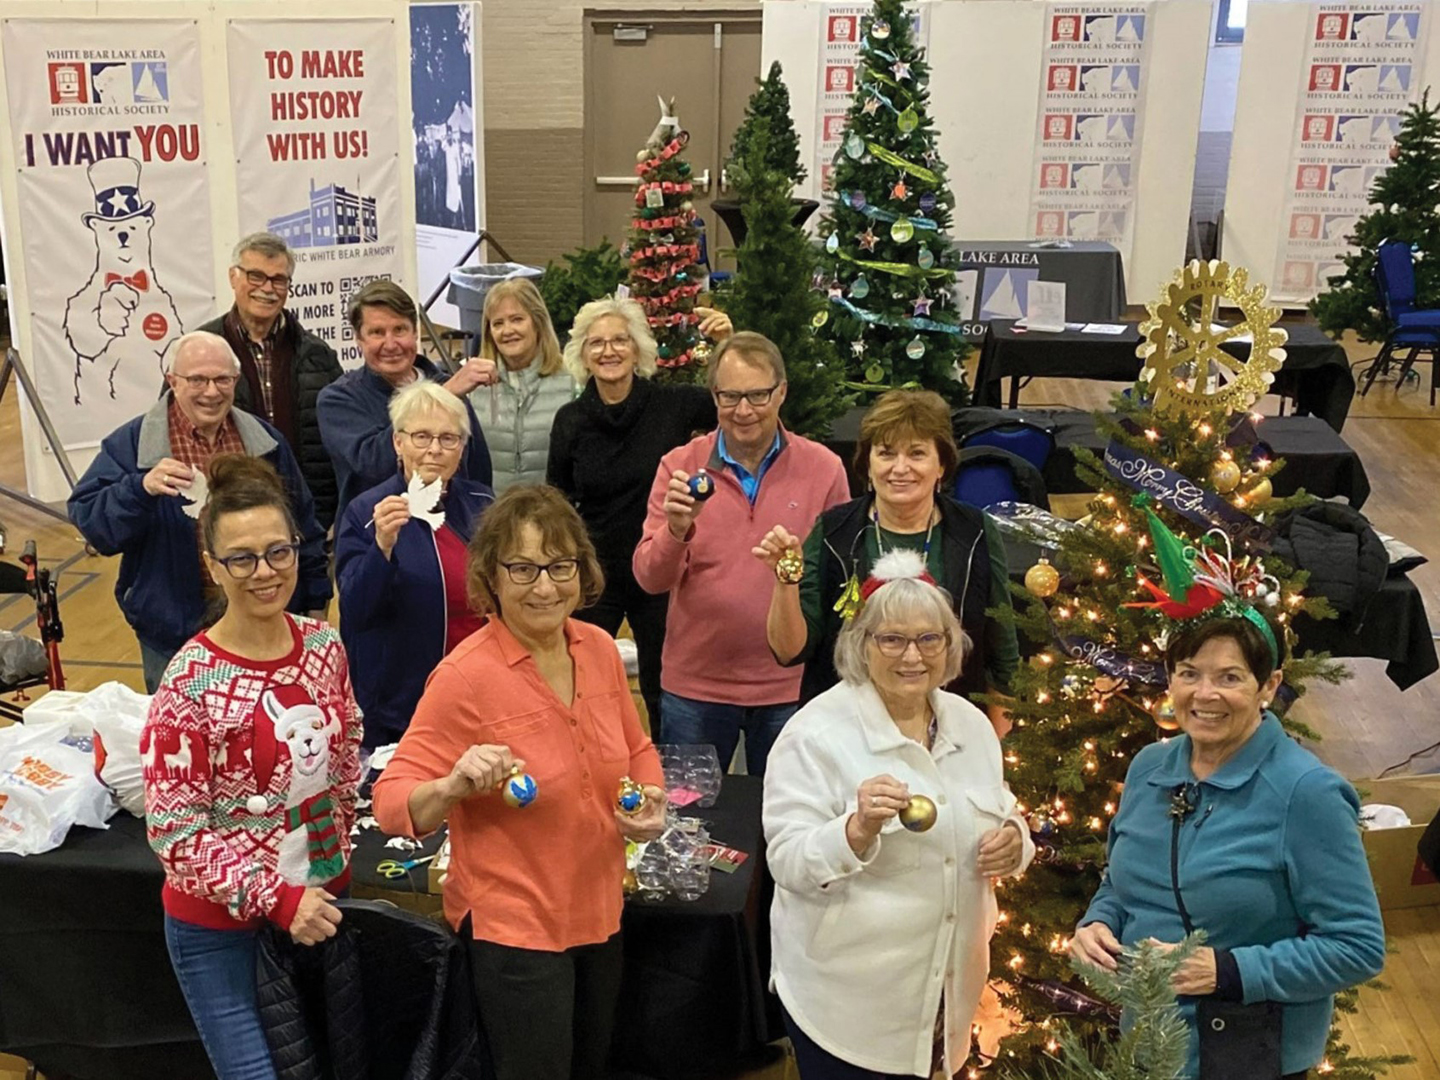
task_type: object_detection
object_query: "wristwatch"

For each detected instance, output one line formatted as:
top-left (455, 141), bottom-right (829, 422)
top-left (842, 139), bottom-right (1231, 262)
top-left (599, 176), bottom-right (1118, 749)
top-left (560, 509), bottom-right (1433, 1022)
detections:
top-left (775, 548), bottom-right (804, 585)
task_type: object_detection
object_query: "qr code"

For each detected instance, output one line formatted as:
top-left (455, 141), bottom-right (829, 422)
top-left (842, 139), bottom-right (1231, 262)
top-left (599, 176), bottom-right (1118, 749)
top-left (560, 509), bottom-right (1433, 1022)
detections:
top-left (339, 274), bottom-right (392, 341)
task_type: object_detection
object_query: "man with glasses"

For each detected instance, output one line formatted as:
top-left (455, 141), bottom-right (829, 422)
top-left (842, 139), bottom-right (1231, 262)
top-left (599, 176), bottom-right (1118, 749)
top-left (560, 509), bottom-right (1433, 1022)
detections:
top-left (70, 331), bottom-right (330, 691)
top-left (197, 233), bottom-right (345, 527)
top-left (633, 332), bottom-right (850, 775)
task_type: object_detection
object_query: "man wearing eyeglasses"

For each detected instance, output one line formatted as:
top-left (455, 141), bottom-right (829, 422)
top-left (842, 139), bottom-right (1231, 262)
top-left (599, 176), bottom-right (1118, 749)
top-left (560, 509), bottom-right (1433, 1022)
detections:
top-left (196, 233), bottom-right (344, 527)
top-left (69, 330), bottom-right (331, 691)
top-left (633, 332), bottom-right (851, 775)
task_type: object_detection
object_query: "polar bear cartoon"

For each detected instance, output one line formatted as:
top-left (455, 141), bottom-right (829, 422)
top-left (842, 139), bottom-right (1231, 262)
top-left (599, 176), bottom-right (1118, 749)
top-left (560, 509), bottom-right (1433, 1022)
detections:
top-left (263, 689), bottom-right (343, 886)
top-left (63, 158), bottom-right (182, 405)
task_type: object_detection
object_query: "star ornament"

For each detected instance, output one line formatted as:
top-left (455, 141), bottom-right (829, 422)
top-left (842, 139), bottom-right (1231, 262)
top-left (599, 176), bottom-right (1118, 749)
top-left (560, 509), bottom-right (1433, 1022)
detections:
top-left (862, 97), bottom-right (881, 117)
top-left (858, 229), bottom-right (879, 252)
top-left (893, 61), bottom-right (912, 81)
top-left (851, 339), bottom-right (867, 356)
top-left (913, 295), bottom-right (933, 317)
top-left (891, 179), bottom-right (908, 200)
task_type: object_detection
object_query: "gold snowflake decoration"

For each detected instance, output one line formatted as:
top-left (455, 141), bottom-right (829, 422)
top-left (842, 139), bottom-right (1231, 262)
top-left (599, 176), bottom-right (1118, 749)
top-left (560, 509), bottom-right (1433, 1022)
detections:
top-left (1136, 260), bottom-right (1288, 415)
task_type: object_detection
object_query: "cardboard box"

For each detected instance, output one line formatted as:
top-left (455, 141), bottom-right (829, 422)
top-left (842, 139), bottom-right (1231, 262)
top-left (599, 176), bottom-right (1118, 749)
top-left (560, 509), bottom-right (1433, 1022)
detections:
top-left (1358, 775), bottom-right (1440, 911)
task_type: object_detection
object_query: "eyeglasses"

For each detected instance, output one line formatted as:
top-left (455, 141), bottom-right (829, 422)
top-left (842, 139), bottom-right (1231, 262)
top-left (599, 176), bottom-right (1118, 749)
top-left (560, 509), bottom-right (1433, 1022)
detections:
top-left (867, 631), bottom-right (949, 658)
top-left (499, 559), bottom-right (579, 585)
top-left (210, 541), bottom-right (300, 579)
top-left (400, 429), bottom-right (463, 450)
top-left (714, 384), bottom-right (780, 409)
top-left (584, 335), bottom-right (633, 356)
top-left (239, 268), bottom-right (291, 292)
top-left (176, 374), bottom-right (238, 391)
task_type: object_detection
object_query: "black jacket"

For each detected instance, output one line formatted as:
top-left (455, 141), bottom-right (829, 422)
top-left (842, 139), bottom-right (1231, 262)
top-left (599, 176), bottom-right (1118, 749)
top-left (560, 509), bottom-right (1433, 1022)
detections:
top-left (798, 494), bottom-right (994, 704)
top-left (1272, 502), bottom-right (1387, 633)
top-left (257, 900), bottom-right (488, 1080)
top-left (198, 311), bottom-right (344, 528)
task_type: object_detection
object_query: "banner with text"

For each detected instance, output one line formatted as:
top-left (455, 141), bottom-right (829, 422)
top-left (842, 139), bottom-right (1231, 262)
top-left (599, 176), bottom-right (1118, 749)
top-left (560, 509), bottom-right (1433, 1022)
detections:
top-left (3, 19), bottom-right (215, 448)
top-left (1027, 3), bottom-right (1153, 268)
top-left (227, 19), bottom-right (404, 368)
top-left (1272, 2), bottom-right (1429, 304)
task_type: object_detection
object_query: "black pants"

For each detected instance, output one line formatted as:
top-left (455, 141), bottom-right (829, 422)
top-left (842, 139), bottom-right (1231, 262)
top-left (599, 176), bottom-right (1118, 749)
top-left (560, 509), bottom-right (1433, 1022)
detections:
top-left (468, 931), bottom-right (624, 1080)
top-left (782, 1005), bottom-right (923, 1080)
top-left (575, 560), bottom-right (669, 739)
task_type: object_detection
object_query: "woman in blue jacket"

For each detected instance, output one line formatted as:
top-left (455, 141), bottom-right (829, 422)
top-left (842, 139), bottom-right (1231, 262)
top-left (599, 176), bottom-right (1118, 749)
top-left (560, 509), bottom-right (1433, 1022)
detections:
top-left (1071, 615), bottom-right (1385, 1080)
top-left (336, 381), bottom-right (494, 748)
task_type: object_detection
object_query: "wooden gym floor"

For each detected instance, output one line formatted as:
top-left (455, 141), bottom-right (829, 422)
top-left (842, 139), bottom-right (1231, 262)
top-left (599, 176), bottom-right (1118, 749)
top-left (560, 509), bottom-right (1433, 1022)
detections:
top-left (1, 324), bottom-right (1437, 1079)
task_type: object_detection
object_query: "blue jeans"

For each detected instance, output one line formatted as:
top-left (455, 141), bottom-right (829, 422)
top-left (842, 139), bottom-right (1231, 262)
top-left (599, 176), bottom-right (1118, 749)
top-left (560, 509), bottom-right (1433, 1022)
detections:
top-left (659, 692), bottom-right (797, 776)
top-left (164, 916), bottom-right (278, 1080)
top-left (140, 639), bottom-right (176, 694)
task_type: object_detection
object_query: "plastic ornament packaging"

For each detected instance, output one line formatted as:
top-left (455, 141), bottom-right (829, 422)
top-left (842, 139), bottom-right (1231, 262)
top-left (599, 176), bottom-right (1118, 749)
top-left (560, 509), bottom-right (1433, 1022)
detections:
top-left (900, 794), bottom-right (938, 833)
top-left (1024, 558), bottom-right (1060, 598)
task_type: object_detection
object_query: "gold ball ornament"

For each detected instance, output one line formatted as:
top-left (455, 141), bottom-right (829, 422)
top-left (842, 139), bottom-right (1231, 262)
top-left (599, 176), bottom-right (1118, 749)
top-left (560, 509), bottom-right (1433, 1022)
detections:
top-left (1137, 260), bottom-right (1288, 416)
top-left (622, 869), bottom-right (639, 895)
top-left (1210, 459), bottom-right (1242, 494)
top-left (1153, 693), bottom-right (1179, 731)
top-left (775, 548), bottom-right (805, 585)
top-left (899, 795), bottom-right (938, 833)
top-left (1244, 476), bottom-right (1273, 504)
top-left (1025, 558), bottom-right (1060, 598)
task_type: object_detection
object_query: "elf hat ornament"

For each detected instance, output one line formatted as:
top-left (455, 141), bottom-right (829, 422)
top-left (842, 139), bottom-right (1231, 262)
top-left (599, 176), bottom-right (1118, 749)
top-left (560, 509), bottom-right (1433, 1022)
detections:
top-left (838, 549), bottom-right (938, 620)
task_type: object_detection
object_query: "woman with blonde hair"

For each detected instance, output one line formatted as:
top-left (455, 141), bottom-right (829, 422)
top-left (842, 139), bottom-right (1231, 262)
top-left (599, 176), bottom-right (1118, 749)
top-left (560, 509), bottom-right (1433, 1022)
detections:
top-left (547, 296), bottom-right (731, 731)
top-left (473, 277), bottom-right (575, 491)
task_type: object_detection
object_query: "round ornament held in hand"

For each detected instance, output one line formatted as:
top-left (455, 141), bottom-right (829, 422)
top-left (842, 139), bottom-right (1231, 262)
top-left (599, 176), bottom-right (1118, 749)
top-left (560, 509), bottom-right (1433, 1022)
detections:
top-left (622, 869), bottom-right (639, 895)
top-left (1210, 458), bottom-right (1242, 494)
top-left (900, 795), bottom-right (938, 833)
top-left (1025, 557), bottom-right (1060, 598)
top-left (687, 469), bottom-right (716, 501)
top-left (617, 777), bottom-right (647, 816)
top-left (916, 245), bottom-right (935, 270)
top-left (890, 217), bottom-right (916, 244)
top-left (775, 548), bottom-right (805, 585)
top-left (1153, 693), bottom-right (1179, 731)
top-left (500, 766), bottom-right (539, 809)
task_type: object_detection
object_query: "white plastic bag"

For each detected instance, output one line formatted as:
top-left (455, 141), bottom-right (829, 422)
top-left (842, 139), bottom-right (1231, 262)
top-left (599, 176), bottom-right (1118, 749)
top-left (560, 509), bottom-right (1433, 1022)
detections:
top-left (0, 722), bottom-right (118, 855)
top-left (75, 681), bottom-right (152, 817)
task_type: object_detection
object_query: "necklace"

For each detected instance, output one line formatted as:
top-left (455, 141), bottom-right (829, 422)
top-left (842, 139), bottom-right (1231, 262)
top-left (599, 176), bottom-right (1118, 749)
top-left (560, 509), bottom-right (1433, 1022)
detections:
top-left (872, 502), bottom-right (938, 562)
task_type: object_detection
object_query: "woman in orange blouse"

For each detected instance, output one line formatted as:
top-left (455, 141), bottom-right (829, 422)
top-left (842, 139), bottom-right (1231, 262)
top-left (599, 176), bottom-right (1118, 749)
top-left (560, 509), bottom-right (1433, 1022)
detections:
top-left (373, 484), bottom-right (665, 1080)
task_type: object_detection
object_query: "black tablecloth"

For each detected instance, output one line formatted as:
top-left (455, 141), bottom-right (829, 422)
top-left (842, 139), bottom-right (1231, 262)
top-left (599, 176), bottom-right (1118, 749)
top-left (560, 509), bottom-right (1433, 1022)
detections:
top-left (972, 321), bottom-right (1356, 432)
top-left (0, 777), bottom-right (770, 1080)
top-left (952, 241), bottom-right (1126, 341)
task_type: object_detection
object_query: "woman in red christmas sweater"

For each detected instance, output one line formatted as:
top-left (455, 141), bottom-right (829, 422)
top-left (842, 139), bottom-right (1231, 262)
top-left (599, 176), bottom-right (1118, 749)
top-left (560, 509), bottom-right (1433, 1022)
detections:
top-left (143, 454), bottom-right (361, 1080)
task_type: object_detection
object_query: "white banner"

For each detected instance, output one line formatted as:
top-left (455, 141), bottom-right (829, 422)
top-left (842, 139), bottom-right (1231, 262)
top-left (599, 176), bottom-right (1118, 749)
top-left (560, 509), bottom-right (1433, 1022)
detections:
top-left (1027, 3), bottom-right (1152, 263)
top-left (410, 3), bottom-right (485, 330)
top-left (1272, 2), bottom-right (1429, 303)
top-left (227, 19), bottom-right (404, 368)
top-left (3, 19), bottom-right (214, 447)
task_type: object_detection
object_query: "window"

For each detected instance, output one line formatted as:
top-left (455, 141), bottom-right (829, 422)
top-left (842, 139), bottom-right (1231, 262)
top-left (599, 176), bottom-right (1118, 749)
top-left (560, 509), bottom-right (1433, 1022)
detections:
top-left (1215, 0), bottom-right (1247, 43)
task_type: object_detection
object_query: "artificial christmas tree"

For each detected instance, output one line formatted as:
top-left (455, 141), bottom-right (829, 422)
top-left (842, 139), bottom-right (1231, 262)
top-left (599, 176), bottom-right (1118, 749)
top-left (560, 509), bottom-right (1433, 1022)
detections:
top-left (1311, 91), bottom-right (1440, 342)
top-left (813, 0), bottom-right (969, 405)
top-left (627, 96), bottom-right (707, 384)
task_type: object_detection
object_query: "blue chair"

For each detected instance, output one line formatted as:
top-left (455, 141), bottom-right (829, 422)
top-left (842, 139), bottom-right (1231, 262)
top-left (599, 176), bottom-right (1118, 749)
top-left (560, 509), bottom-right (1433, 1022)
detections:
top-left (954, 463), bottom-right (1021, 510)
top-left (960, 420), bottom-right (1057, 473)
top-left (1360, 238), bottom-right (1440, 404)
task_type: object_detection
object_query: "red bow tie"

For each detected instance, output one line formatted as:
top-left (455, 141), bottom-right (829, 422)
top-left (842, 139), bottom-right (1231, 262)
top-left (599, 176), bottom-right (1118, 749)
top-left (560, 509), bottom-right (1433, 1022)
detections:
top-left (104, 269), bottom-right (149, 292)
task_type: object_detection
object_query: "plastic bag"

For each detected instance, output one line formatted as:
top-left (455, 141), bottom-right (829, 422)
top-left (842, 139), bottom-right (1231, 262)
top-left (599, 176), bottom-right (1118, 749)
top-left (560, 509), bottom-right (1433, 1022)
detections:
top-left (0, 721), bottom-right (118, 855)
top-left (75, 681), bottom-right (152, 817)
top-left (0, 630), bottom-right (46, 687)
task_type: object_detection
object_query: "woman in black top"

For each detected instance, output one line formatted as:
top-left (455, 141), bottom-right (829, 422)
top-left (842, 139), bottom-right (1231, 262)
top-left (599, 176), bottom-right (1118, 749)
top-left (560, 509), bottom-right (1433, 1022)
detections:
top-left (547, 297), bottom-right (729, 733)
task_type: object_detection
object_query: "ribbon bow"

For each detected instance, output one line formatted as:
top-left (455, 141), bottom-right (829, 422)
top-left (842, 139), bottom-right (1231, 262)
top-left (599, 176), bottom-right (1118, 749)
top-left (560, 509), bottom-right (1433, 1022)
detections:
top-left (104, 269), bottom-right (150, 292)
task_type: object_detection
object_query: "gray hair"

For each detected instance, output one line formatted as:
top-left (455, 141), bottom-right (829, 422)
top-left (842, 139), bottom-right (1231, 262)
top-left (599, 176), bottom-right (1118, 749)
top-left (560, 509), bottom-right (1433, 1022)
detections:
top-left (563, 297), bottom-right (658, 383)
top-left (166, 331), bottom-right (241, 374)
top-left (387, 380), bottom-right (471, 437)
top-left (708, 331), bottom-right (786, 389)
top-left (833, 577), bottom-right (970, 687)
top-left (232, 231), bottom-right (295, 275)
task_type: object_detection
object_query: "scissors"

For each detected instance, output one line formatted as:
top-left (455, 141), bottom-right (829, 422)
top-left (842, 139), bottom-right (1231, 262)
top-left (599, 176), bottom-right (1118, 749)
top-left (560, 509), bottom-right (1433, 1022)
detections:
top-left (376, 854), bottom-right (436, 879)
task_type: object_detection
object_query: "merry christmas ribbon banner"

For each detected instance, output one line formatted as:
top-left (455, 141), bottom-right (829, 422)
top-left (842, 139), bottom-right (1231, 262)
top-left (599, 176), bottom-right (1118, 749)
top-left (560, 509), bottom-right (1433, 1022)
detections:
top-left (1103, 441), bottom-right (1275, 552)
top-left (1050, 621), bottom-right (1168, 684)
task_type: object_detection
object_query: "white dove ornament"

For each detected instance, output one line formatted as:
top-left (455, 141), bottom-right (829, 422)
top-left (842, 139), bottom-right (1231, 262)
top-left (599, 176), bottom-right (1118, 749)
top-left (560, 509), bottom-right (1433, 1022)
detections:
top-left (405, 472), bottom-right (446, 531)
top-left (179, 471), bottom-right (210, 521)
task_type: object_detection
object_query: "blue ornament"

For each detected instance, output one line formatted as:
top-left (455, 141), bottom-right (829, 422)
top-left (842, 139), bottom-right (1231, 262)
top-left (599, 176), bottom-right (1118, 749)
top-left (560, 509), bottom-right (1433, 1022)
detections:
top-left (501, 769), bottom-right (538, 809)
top-left (849, 190), bottom-right (867, 210)
top-left (687, 470), bottom-right (716, 501)
top-left (917, 245), bottom-right (935, 270)
top-left (617, 777), bottom-right (647, 816)
top-left (919, 193), bottom-right (937, 214)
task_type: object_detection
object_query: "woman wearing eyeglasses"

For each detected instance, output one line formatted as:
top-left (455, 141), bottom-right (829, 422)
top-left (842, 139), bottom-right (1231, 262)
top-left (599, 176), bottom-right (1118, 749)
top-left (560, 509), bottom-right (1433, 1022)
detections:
top-left (335, 381), bottom-right (495, 749)
top-left (547, 296), bottom-right (729, 731)
top-left (374, 484), bottom-right (665, 1080)
top-left (763, 553), bottom-right (1031, 1080)
top-left (144, 453), bottom-right (362, 1080)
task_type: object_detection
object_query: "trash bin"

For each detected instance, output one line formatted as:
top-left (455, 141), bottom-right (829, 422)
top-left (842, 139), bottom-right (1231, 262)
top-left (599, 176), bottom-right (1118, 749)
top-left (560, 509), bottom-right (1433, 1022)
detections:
top-left (447, 262), bottom-right (544, 351)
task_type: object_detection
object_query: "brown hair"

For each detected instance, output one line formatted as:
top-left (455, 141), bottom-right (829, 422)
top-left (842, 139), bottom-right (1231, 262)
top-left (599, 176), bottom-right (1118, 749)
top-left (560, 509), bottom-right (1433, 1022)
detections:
top-left (200, 454), bottom-right (297, 555)
top-left (347, 279), bottom-right (417, 335)
top-left (479, 278), bottom-right (565, 377)
top-left (854, 389), bottom-right (959, 482)
top-left (1165, 616), bottom-right (1282, 686)
top-left (466, 485), bottom-right (605, 617)
top-left (707, 331), bottom-right (786, 389)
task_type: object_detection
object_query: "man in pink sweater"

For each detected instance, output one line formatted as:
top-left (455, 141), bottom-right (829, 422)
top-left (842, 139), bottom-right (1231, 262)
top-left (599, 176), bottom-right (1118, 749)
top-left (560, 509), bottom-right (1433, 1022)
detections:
top-left (633, 332), bottom-right (851, 774)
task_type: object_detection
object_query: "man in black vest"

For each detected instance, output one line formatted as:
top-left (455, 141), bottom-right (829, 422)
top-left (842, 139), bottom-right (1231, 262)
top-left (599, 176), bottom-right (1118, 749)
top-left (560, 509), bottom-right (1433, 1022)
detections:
top-left (197, 232), bottom-right (344, 528)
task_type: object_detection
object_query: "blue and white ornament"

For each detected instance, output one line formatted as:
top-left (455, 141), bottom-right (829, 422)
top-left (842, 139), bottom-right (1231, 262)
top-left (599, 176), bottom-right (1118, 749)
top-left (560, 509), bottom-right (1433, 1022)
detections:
top-left (500, 767), bottom-right (538, 809)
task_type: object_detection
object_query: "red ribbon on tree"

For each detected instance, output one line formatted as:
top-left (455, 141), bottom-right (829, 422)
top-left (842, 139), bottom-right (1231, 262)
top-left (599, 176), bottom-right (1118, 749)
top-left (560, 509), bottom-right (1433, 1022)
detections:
top-left (634, 131), bottom-right (691, 175)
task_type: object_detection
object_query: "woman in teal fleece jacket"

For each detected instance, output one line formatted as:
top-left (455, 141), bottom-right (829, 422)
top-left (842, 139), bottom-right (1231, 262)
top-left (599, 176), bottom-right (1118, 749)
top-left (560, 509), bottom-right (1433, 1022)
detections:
top-left (1072, 617), bottom-right (1384, 1080)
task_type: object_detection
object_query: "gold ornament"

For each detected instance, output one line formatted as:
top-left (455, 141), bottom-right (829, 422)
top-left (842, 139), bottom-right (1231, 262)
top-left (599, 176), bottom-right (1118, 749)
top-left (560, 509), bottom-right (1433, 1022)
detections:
top-left (1153, 693), bottom-right (1179, 731)
top-left (900, 795), bottom-right (938, 833)
top-left (636, 148), bottom-right (650, 163)
top-left (775, 548), bottom-right (804, 585)
top-left (692, 339), bottom-right (713, 363)
top-left (1245, 476), bottom-right (1273, 503)
top-left (1025, 558), bottom-right (1060, 598)
top-left (1210, 458), bottom-right (1242, 494)
top-left (1137, 260), bottom-right (1288, 416)
top-left (622, 869), bottom-right (639, 895)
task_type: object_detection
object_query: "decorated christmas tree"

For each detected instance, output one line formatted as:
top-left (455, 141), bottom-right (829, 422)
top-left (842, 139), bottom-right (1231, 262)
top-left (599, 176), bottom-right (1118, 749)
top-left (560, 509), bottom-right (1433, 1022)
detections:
top-left (981, 262), bottom-right (1401, 1079)
top-left (1311, 91), bottom-right (1440, 342)
top-left (728, 60), bottom-right (804, 186)
top-left (813, 0), bottom-right (969, 405)
top-left (725, 114), bottom-right (850, 439)
top-left (628, 96), bottom-right (707, 383)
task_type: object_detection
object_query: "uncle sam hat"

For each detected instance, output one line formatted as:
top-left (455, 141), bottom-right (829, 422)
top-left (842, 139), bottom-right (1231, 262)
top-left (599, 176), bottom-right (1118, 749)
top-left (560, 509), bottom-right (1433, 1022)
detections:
top-left (82, 157), bottom-right (155, 225)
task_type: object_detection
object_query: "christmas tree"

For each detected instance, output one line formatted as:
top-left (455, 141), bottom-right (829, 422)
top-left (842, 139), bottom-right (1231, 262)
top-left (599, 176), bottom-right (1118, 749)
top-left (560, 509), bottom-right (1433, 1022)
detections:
top-left (724, 115), bottom-right (850, 439)
top-left (728, 60), bottom-right (804, 186)
top-left (813, 0), bottom-right (969, 405)
top-left (628, 96), bottom-right (707, 383)
top-left (1311, 91), bottom-right (1440, 342)
top-left (980, 261), bottom-right (1405, 1077)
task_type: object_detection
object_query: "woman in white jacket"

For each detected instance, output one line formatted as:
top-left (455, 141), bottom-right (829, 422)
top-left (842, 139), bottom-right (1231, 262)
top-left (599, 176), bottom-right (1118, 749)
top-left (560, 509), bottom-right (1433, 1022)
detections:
top-left (761, 551), bottom-right (1033, 1079)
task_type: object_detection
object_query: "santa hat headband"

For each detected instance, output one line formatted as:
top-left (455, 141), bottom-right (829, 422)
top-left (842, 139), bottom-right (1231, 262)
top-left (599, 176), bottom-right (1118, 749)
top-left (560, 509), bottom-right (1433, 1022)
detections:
top-left (858, 550), bottom-right (937, 603)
